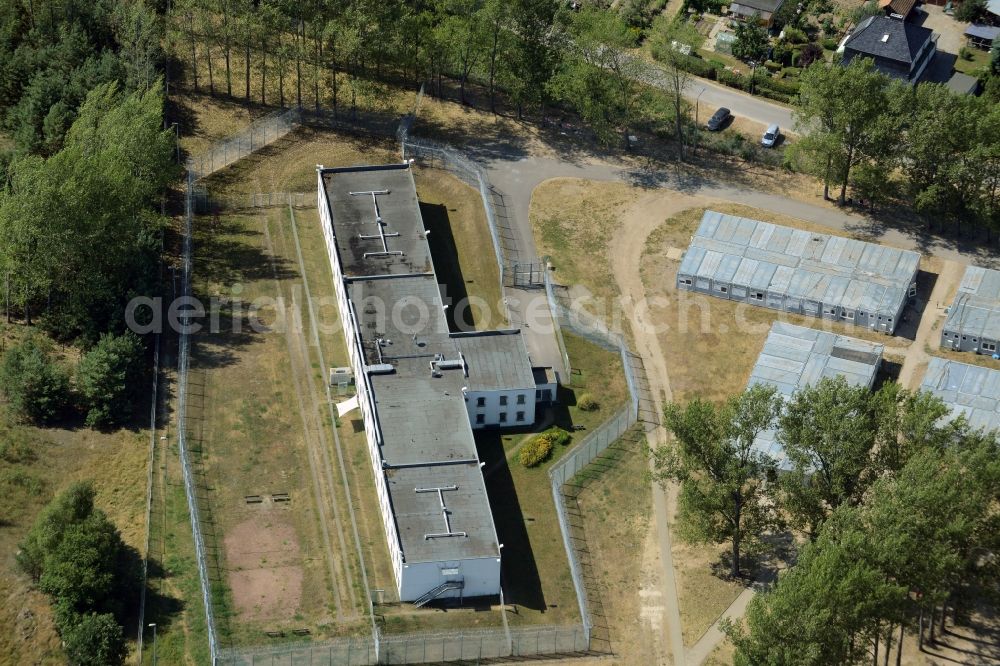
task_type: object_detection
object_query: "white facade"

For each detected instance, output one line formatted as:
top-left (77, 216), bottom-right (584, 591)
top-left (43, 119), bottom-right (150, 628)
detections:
top-left (465, 388), bottom-right (536, 429)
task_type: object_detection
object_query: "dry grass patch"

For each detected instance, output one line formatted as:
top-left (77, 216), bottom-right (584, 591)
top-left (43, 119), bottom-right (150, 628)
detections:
top-left (188, 207), bottom-right (369, 645)
top-left (577, 433), bottom-right (663, 664)
top-left (201, 124), bottom-right (398, 196)
top-left (531, 179), bottom-right (638, 309)
top-left (672, 540), bottom-right (746, 647)
top-left (0, 414), bottom-right (148, 664)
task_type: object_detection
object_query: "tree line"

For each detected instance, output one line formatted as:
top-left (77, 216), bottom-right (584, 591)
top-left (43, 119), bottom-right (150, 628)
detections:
top-left (0, 4), bottom-right (173, 658)
top-left (792, 59), bottom-right (1000, 240)
top-left (656, 377), bottom-right (1000, 664)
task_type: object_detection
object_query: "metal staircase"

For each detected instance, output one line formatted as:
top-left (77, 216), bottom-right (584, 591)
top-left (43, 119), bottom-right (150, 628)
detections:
top-left (412, 580), bottom-right (464, 608)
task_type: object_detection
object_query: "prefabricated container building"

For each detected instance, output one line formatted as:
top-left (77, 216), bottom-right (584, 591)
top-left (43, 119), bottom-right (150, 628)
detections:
top-left (676, 211), bottom-right (921, 334)
top-left (940, 266), bottom-right (1000, 356)
top-left (746, 322), bottom-right (884, 471)
top-left (919, 357), bottom-right (1000, 433)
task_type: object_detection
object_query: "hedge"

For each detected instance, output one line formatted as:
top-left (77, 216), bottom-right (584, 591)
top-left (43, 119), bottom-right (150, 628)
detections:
top-left (519, 435), bottom-right (554, 468)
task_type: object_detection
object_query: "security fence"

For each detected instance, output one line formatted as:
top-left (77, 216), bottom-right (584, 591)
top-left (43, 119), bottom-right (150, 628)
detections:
top-left (215, 624), bottom-right (588, 666)
top-left (187, 107), bottom-right (302, 180)
top-left (168, 101), bottom-right (651, 665)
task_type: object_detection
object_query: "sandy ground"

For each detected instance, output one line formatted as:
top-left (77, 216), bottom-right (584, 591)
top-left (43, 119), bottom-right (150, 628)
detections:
top-left (897, 259), bottom-right (965, 390)
top-left (225, 511), bottom-right (304, 621)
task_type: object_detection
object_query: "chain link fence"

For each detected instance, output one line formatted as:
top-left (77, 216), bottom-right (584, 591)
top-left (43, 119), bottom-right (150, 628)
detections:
top-left (169, 102), bottom-right (651, 664)
top-left (187, 107), bottom-right (302, 180)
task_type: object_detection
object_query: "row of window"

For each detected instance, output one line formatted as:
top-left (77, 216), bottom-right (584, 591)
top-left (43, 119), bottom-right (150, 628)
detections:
top-left (475, 411), bottom-right (526, 424)
top-left (950, 334), bottom-right (997, 351)
top-left (474, 394), bottom-right (527, 407)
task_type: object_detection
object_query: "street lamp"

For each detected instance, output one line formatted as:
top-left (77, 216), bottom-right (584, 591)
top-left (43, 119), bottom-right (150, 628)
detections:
top-left (148, 623), bottom-right (157, 666)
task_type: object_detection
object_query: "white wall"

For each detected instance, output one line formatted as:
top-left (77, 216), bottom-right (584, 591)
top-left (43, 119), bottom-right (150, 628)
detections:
top-left (465, 388), bottom-right (536, 429)
top-left (318, 170), bottom-right (406, 592)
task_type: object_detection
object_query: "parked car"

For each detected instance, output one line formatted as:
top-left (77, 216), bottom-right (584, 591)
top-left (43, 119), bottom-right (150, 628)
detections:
top-left (761, 124), bottom-right (780, 148)
top-left (706, 107), bottom-right (731, 131)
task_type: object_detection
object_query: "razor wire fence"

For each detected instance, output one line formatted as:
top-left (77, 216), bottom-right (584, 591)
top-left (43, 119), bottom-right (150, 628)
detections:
top-left (177, 168), bottom-right (221, 661)
top-left (187, 107), bottom-right (302, 180)
top-left (544, 268), bottom-right (650, 648)
top-left (215, 624), bottom-right (589, 666)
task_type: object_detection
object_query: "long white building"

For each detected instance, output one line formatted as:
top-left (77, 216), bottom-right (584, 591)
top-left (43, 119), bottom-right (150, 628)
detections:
top-left (317, 163), bottom-right (554, 603)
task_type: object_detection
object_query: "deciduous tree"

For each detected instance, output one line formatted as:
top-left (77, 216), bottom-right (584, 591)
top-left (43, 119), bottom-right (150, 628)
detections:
top-left (656, 384), bottom-right (782, 577)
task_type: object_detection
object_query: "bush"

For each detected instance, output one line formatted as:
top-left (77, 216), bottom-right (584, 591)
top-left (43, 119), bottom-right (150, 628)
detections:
top-left (781, 66), bottom-right (802, 77)
top-left (790, 49), bottom-right (801, 67)
top-left (717, 68), bottom-right (747, 90)
top-left (519, 435), bottom-right (554, 468)
top-left (543, 427), bottom-right (573, 447)
top-left (77, 332), bottom-right (145, 428)
top-left (764, 60), bottom-right (782, 72)
top-left (783, 26), bottom-right (808, 44)
top-left (577, 394), bottom-right (600, 411)
top-left (798, 42), bottom-right (825, 67)
top-left (959, 46), bottom-right (973, 61)
top-left (58, 611), bottom-right (128, 666)
top-left (0, 337), bottom-right (71, 424)
top-left (822, 37), bottom-right (839, 51)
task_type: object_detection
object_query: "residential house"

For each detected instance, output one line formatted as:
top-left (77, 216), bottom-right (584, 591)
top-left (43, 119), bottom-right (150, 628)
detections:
top-left (840, 15), bottom-right (937, 83)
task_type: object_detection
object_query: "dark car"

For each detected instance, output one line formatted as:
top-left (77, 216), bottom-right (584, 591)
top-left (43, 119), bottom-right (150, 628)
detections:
top-left (706, 107), bottom-right (731, 131)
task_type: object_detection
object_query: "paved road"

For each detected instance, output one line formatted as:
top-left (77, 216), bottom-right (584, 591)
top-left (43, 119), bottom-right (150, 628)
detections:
top-left (682, 78), bottom-right (795, 131)
top-left (484, 153), bottom-right (993, 268)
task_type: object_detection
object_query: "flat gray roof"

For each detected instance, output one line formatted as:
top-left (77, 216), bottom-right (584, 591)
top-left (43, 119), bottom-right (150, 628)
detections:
top-left (748, 322), bottom-right (884, 470)
top-left (942, 266), bottom-right (1000, 341)
top-left (920, 358), bottom-right (1000, 434)
top-left (678, 211), bottom-right (920, 317)
top-left (452, 330), bottom-right (537, 391)
top-left (322, 165), bottom-right (434, 278)
top-left (387, 464), bottom-right (501, 563)
top-left (322, 164), bottom-right (501, 564)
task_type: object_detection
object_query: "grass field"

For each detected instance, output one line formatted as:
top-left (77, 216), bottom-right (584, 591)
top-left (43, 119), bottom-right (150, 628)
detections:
top-left (0, 326), bottom-right (150, 664)
top-left (531, 180), bottom-right (638, 326)
top-left (185, 204), bottom-right (371, 647)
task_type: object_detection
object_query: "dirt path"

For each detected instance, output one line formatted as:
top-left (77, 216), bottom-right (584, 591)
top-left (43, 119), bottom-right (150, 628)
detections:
top-left (609, 190), bottom-right (708, 665)
top-left (897, 259), bottom-right (965, 391)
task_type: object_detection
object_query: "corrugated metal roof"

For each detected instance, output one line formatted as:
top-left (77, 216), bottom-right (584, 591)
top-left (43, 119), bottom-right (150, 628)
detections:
top-left (679, 211), bottom-right (920, 318)
top-left (943, 266), bottom-right (1000, 341)
top-left (747, 322), bottom-right (884, 470)
top-left (920, 358), bottom-right (1000, 434)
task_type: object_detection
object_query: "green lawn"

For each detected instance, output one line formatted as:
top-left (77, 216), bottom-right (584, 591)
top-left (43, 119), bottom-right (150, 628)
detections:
top-left (954, 47), bottom-right (990, 75)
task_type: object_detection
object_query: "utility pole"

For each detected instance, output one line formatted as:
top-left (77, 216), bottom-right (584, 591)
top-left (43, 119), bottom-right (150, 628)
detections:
top-left (148, 623), bottom-right (158, 666)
